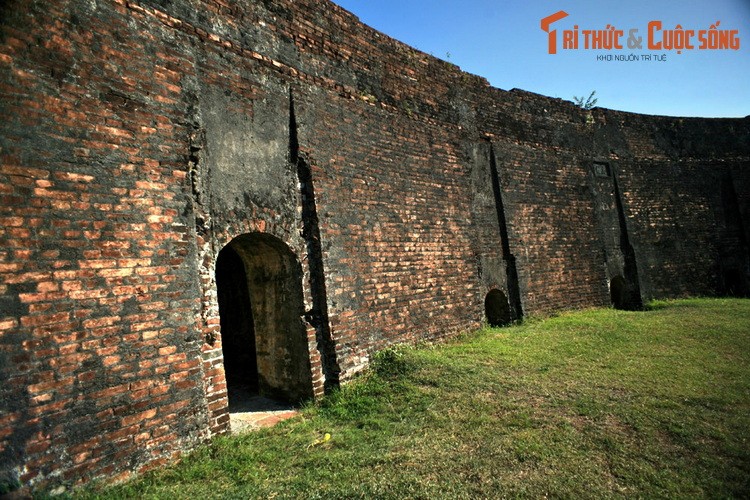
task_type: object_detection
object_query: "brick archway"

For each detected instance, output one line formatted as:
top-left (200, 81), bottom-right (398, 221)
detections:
top-left (216, 233), bottom-right (314, 405)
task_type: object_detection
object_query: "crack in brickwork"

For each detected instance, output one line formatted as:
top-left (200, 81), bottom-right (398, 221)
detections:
top-left (488, 143), bottom-right (523, 321)
top-left (611, 170), bottom-right (644, 310)
top-left (290, 90), bottom-right (341, 392)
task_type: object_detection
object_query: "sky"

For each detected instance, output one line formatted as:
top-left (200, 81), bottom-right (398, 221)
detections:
top-left (331, 0), bottom-right (750, 118)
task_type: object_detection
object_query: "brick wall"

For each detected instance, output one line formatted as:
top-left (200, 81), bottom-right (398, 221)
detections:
top-left (0, 0), bottom-right (214, 488)
top-left (294, 86), bottom-right (483, 376)
top-left (1, 0), bottom-right (749, 492)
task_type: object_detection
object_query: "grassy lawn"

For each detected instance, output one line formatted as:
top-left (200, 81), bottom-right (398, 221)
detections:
top-left (80, 298), bottom-right (750, 498)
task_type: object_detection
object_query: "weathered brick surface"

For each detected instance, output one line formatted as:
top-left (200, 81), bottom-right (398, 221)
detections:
top-left (0, 0), bottom-right (214, 490)
top-left (1, 0), bottom-right (748, 492)
top-left (295, 91), bottom-right (483, 374)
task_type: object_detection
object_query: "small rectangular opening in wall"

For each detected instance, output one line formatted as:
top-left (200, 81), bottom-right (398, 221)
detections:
top-left (593, 161), bottom-right (611, 177)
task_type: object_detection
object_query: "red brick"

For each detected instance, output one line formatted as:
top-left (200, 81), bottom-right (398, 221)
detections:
top-left (121, 408), bottom-right (157, 427)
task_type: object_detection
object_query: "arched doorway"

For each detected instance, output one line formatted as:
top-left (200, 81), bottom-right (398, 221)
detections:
top-left (485, 289), bottom-right (511, 327)
top-left (216, 233), bottom-right (313, 406)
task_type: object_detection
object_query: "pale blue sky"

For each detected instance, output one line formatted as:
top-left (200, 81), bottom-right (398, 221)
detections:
top-left (332, 0), bottom-right (750, 117)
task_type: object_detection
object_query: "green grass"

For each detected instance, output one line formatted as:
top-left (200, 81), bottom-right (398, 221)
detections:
top-left (79, 298), bottom-right (750, 499)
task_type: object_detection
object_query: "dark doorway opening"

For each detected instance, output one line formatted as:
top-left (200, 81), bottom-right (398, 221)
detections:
top-left (485, 289), bottom-right (511, 327)
top-left (216, 245), bottom-right (259, 401)
top-left (610, 275), bottom-right (629, 310)
top-left (722, 268), bottom-right (747, 297)
top-left (216, 233), bottom-right (313, 409)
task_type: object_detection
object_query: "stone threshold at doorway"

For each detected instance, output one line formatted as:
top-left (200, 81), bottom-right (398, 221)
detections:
top-left (228, 395), bottom-right (299, 434)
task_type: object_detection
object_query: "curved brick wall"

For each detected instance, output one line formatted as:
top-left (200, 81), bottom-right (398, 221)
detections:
top-left (1, 0), bottom-right (748, 492)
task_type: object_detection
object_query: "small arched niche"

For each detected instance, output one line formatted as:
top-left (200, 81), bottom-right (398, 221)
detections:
top-left (485, 289), bottom-right (511, 327)
top-left (215, 233), bottom-right (313, 406)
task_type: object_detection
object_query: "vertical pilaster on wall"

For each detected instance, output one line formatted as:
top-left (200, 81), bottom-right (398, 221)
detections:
top-left (289, 89), bottom-right (341, 393)
top-left (612, 169), bottom-right (644, 310)
top-left (488, 144), bottom-right (523, 321)
top-left (719, 172), bottom-right (750, 296)
top-left (188, 124), bottom-right (230, 436)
